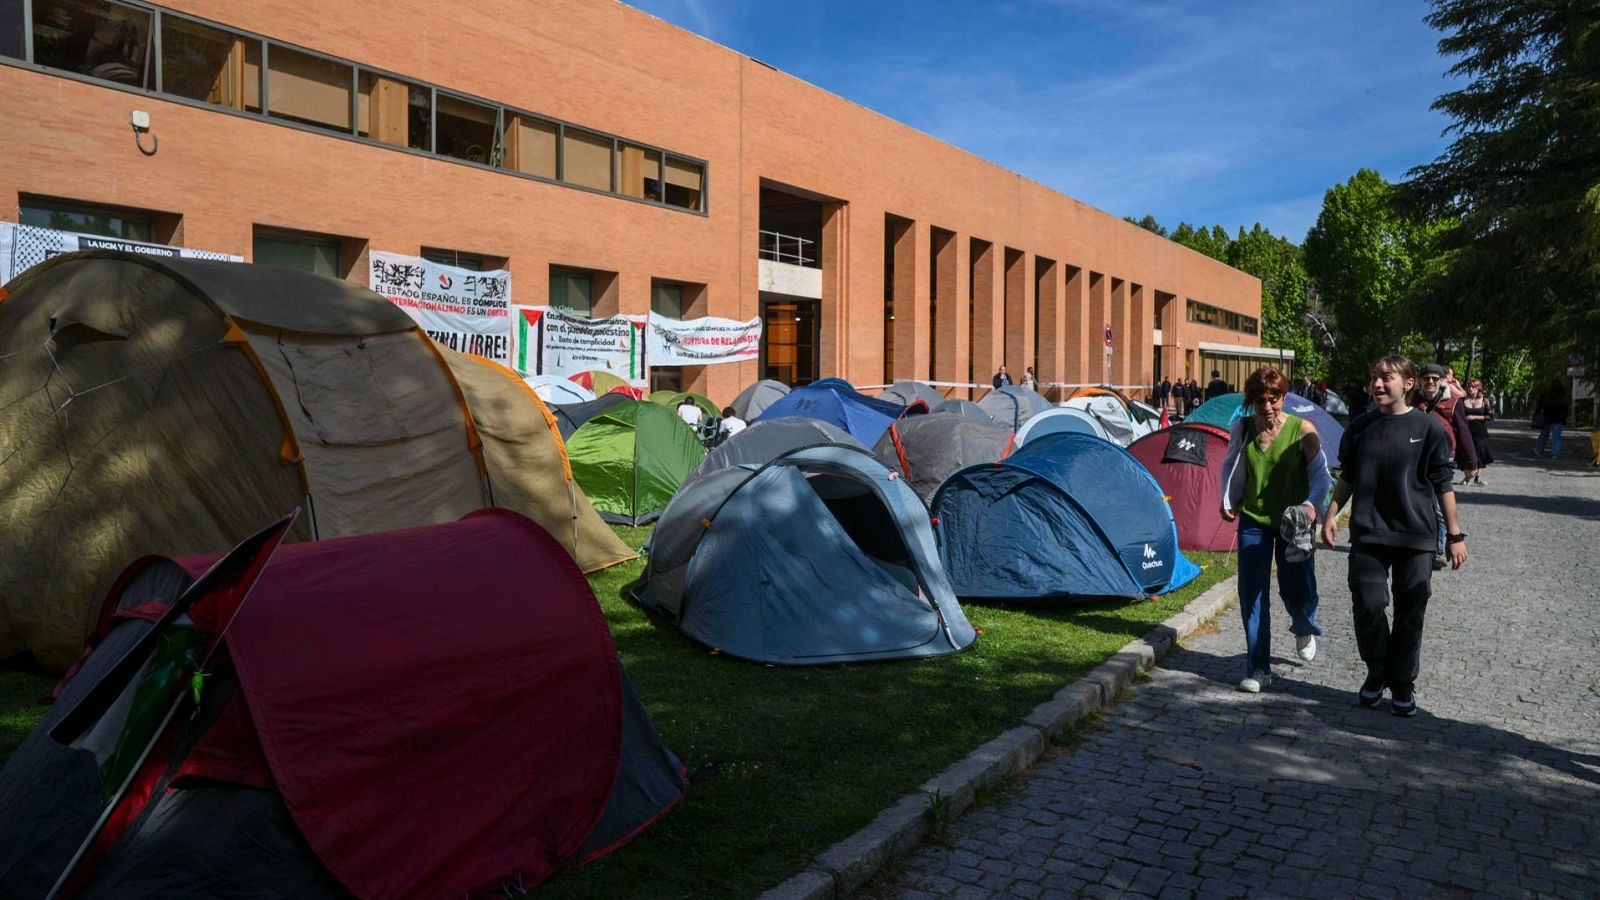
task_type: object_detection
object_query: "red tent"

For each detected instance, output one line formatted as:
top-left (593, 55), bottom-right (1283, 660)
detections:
top-left (0, 509), bottom-right (686, 898)
top-left (1127, 424), bottom-right (1236, 552)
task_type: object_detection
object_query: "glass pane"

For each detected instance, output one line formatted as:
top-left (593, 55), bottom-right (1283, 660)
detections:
top-left (422, 248), bottom-right (482, 271)
top-left (31, 0), bottom-right (153, 87)
top-left (358, 72), bottom-right (429, 150)
top-left (267, 44), bottom-right (352, 132)
top-left (511, 116), bottom-right (556, 178)
top-left (20, 200), bottom-right (152, 240)
top-left (619, 144), bottom-right (662, 201)
top-left (550, 272), bottom-right (592, 317)
top-left (161, 16), bottom-right (256, 110)
top-left (562, 129), bottom-right (612, 191)
top-left (254, 235), bottom-right (340, 277)
top-left (1, 0), bottom-right (24, 59)
top-left (436, 94), bottom-right (498, 164)
top-left (664, 157), bottom-right (703, 210)
top-left (651, 283), bottom-right (683, 318)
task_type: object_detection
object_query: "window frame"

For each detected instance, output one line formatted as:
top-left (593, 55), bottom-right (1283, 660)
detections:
top-left (19, 195), bottom-right (156, 240)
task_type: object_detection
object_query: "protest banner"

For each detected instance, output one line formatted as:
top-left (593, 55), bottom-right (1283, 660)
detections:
top-left (369, 251), bottom-right (512, 365)
top-left (512, 306), bottom-right (646, 385)
top-left (645, 313), bottom-right (761, 366)
top-left (0, 222), bottom-right (241, 285)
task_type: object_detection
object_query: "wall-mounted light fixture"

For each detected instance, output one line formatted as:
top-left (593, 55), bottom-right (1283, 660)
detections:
top-left (130, 110), bottom-right (158, 156)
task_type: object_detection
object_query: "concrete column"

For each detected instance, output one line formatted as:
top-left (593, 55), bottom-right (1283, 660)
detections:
top-left (821, 201), bottom-right (850, 381)
top-left (1062, 265), bottom-right (1088, 388)
top-left (1130, 282), bottom-right (1153, 399)
top-left (1003, 248), bottom-right (1033, 382)
top-left (970, 239), bottom-right (1002, 395)
top-left (1034, 257), bottom-right (1064, 400)
top-left (933, 228), bottom-right (968, 399)
top-left (1155, 290), bottom-right (1180, 390)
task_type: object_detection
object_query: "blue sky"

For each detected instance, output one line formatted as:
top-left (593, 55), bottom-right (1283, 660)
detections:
top-left (626, 0), bottom-right (1462, 243)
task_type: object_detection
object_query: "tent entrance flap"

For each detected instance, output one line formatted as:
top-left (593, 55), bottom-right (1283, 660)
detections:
top-left (802, 472), bottom-right (919, 594)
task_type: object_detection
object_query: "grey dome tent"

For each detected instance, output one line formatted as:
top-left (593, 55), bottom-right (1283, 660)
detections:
top-left (877, 380), bottom-right (945, 410)
top-left (1015, 407), bottom-right (1112, 446)
top-left (873, 414), bottom-right (1013, 504)
top-left (728, 378), bottom-right (790, 420)
top-left (977, 385), bottom-right (1053, 430)
top-left (635, 444), bottom-right (977, 665)
top-left (936, 398), bottom-right (998, 425)
top-left (685, 416), bottom-right (865, 485)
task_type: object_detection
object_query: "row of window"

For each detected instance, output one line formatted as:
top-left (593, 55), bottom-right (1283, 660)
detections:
top-left (1187, 298), bottom-right (1259, 336)
top-left (0, 0), bottom-right (706, 211)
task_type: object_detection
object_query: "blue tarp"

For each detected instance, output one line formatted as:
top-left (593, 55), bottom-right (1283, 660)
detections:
top-left (752, 383), bottom-right (906, 446)
top-left (933, 432), bottom-right (1202, 600)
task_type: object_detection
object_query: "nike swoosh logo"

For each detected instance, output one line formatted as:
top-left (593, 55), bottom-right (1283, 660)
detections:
top-left (1409, 438), bottom-right (1423, 443)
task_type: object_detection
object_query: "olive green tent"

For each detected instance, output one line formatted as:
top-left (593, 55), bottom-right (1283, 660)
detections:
top-left (567, 401), bottom-right (707, 525)
top-left (647, 390), bottom-right (718, 417)
top-left (0, 251), bottom-right (631, 671)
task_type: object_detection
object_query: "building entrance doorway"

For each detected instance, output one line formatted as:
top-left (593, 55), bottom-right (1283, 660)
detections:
top-left (760, 297), bottom-right (819, 385)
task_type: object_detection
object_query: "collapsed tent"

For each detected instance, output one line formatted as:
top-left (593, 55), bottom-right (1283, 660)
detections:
top-left (728, 378), bottom-right (790, 420)
top-left (648, 390), bottom-right (718, 417)
top-left (685, 417), bottom-right (865, 486)
top-left (0, 251), bottom-right (628, 672)
top-left (1127, 424), bottom-right (1235, 551)
top-left (1062, 394), bottom-right (1156, 446)
top-left (567, 400), bottom-right (708, 525)
top-left (936, 398), bottom-right (998, 425)
top-left (549, 392), bottom-right (632, 441)
top-left (877, 380), bottom-right (945, 410)
top-left (977, 385), bottom-right (1053, 430)
top-left (873, 414), bottom-right (1013, 504)
top-left (752, 381), bottom-right (910, 446)
top-left (523, 373), bottom-right (596, 406)
top-left (933, 432), bottom-right (1202, 600)
top-left (1015, 407), bottom-right (1112, 445)
top-left (0, 509), bottom-right (687, 897)
top-left (635, 445), bottom-right (977, 664)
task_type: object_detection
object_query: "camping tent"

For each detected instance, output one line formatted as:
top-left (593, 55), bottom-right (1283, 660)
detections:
top-left (0, 251), bottom-right (628, 672)
top-left (874, 415), bottom-right (1013, 503)
top-left (648, 390), bottom-right (719, 417)
top-left (636, 445), bottom-right (977, 664)
top-left (549, 392), bottom-right (632, 441)
top-left (569, 369), bottom-right (632, 394)
top-left (567, 400), bottom-right (707, 525)
top-left (0, 509), bottom-right (687, 897)
top-left (932, 432), bottom-right (1202, 600)
top-left (1127, 424), bottom-right (1235, 551)
top-left (1185, 392), bottom-right (1246, 429)
top-left (752, 382), bottom-right (908, 446)
top-left (1187, 392), bottom-right (1344, 468)
top-left (685, 417), bottom-right (865, 486)
top-left (729, 379), bottom-right (790, 420)
top-left (935, 398), bottom-right (998, 425)
top-left (523, 373), bottom-right (596, 405)
top-left (1062, 394), bottom-right (1156, 446)
top-left (977, 385), bottom-right (1053, 430)
top-left (1014, 407), bottom-right (1112, 445)
top-left (878, 380), bottom-right (945, 410)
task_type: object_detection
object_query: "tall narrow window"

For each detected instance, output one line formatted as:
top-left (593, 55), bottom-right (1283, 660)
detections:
top-left (436, 93), bottom-right (498, 164)
top-left (507, 115), bottom-right (557, 179)
top-left (663, 157), bottom-right (703, 210)
top-left (31, 0), bottom-right (153, 87)
top-left (254, 229), bottom-right (341, 278)
top-left (21, 198), bottom-right (154, 241)
top-left (3, 0), bottom-right (28, 59)
top-left (620, 144), bottom-right (663, 201)
top-left (561, 129), bottom-right (613, 191)
top-left (359, 71), bottom-right (429, 151)
top-left (651, 282), bottom-right (685, 318)
top-left (161, 17), bottom-right (260, 111)
top-left (266, 44), bottom-right (352, 133)
top-left (550, 269), bottom-right (594, 317)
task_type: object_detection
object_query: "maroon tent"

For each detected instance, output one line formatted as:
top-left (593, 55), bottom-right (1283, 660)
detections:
top-left (1127, 424), bottom-right (1236, 552)
top-left (0, 509), bottom-right (687, 898)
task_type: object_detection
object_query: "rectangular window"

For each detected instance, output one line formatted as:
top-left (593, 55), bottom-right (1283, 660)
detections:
top-left (435, 93), bottom-right (498, 164)
top-left (651, 281), bottom-right (684, 318)
top-left (358, 71), bottom-right (429, 151)
top-left (31, 0), bottom-right (153, 87)
top-left (619, 143), bottom-right (662, 202)
top-left (266, 44), bottom-right (352, 133)
top-left (161, 16), bottom-right (260, 112)
top-left (562, 128), bottom-right (613, 191)
top-left (254, 229), bottom-right (341, 278)
top-left (21, 198), bottom-right (153, 241)
top-left (550, 269), bottom-right (594, 317)
top-left (422, 248), bottom-right (483, 271)
top-left (1187, 298), bottom-right (1258, 336)
top-left (507, 115), bottom-right (557, 179)
top-left (664, 157), bottom-right (703, 211)
top-left (2, 0), bottom-right (25, 59)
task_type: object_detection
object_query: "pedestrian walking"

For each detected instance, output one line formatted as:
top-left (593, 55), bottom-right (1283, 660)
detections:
top-left (1415, 362), bottom-right (1476, 567)
top-left (992, 366), bottom-right (1013, 389)
top-left (1158, 377), bottom-right (1172, 411)
top-left (1322, 355), bottom-right (1468, 717)
top-left (1533, 378), bottom-right (1568, 459)
top-left (1219, 366), bottom-right (1331, 693)
top-left (1461, 378), bottom-right (1494, 483)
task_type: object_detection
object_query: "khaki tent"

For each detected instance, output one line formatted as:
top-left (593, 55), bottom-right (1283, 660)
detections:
top-left (0, 251), bottom-right (630, 670)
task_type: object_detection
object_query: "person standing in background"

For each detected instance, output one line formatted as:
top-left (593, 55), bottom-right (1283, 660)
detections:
top-left (992, 366), bottom-right (1013, 389)
top-left (1019, 366), bottom-right (1038, 392)
top-left (1206, 370), bottom-right (1229, 401)
top-left (1533, 378), bottom-right (1568, 459)
top-left (1461, 379), bottom-right (1494, 484)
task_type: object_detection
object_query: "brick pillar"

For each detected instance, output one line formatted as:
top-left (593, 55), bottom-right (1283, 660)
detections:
top-left (1034, 257), bottom-right (1063, 400)
top-left (889, 217), bottom-right (929, 382)
top-left (1003, 248), bottom-right (1033, 383)
top-left (821, 201), bottom-right (850, 381)
top-left (933, 229), bottom-right (968, 399)
top-left (970, 239), bottom-right (1002, 396)
top-left (1110, 277), bottom-right (1130, 389)
top-left (1130, 282), bottom-right (1152, 400)
top-left (1089, 271), bottom-right (1110, 386)
top-left (1062, 266), bottom-right (1088, 388)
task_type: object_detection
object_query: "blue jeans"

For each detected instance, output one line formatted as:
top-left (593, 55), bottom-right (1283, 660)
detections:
top-left (1537, 423), bottom-right (1564, 457)
top-left (1237, 519), bottom-right (1321, 676)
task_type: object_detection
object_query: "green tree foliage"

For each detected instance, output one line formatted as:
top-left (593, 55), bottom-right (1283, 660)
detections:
top-left (1404, 0), bottom-right (1600, 373)
top-left (1124, 214), bottom-right (1169, 237)
top-left (1169, 223), bottom-right (1231, 262)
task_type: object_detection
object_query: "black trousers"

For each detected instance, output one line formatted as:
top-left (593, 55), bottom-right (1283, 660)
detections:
top-left (1348, 543), bottom-right (1433, 691)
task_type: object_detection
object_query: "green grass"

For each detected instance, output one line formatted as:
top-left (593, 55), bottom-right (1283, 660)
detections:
top-left (0, 529), bottom-right (1234, 899)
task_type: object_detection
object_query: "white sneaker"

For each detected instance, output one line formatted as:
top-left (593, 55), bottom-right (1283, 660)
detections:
top-left (1296, 635), bottom-right (1317, 661)
top-left (1238, 669), bottom-right (1272, 693)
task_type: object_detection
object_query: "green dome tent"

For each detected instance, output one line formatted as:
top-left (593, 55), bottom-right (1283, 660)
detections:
top-left (568, 401), bottom-right (707, 525)
top-left (647, 390), bottom-right (718, 418)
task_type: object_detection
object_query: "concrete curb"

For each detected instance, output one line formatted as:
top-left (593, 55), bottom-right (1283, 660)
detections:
top-left (759, 576), bottom-right (1239, 900)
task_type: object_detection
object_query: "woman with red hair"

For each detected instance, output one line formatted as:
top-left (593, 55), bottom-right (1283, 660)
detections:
top-left (1219, 366), bottom-right (1332, 693)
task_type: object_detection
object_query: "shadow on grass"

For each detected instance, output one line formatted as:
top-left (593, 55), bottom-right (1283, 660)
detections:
top-left (0, 656), bottom-right (55, 763)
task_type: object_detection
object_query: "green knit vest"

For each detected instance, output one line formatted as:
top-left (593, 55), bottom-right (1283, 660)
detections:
top-left (1240, 414), bottom-right (1307, 527)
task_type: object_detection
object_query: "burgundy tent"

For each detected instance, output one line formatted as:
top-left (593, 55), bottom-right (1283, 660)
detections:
top-left (0, 509), bottom-right (687, 898)
top-left (1127, 424), bottom-right (1236, 552)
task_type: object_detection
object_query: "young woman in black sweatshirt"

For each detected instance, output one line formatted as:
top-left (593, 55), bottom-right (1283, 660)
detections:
top-left (1321, 355), bottom-right (1469, 717)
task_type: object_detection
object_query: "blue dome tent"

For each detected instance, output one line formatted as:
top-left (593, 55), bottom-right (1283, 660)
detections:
top-left (752, 382), bottom-right (910, 447)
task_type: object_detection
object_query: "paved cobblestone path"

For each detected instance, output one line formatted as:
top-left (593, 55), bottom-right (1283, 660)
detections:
top-left (893, 426), bottom-right (1600, 899)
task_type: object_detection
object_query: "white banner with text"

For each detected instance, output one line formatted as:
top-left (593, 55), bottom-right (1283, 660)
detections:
top-left (368, 251), bottom-right (512, 365)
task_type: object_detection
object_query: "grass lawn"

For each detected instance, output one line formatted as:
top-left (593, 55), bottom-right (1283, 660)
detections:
top-left (0, 528), bottom-right (1235, 898)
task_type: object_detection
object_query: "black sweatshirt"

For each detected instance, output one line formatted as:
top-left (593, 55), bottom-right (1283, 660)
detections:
top-left (1337, 408), bottom-right (1454, 551)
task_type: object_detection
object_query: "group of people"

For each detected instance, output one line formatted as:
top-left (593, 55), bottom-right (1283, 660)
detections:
top-left (1219, 356), bottom-right (1470, 717)
top-left (1152, 377), bottom-right (1214, 415)
top-left (676, 397), bottom-right (746, 445)
top-left (991, 365), bottom-right (1041, 391)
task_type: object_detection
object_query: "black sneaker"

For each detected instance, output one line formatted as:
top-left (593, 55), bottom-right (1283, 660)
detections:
top-left (1358, 675), bottom-right (1385, 707)
top-left (1390, 687), bottom-right (1418, 717)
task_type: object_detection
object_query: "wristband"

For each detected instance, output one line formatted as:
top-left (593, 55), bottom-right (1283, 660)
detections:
top-left (1446, 532), bottom-right (1467, 544)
